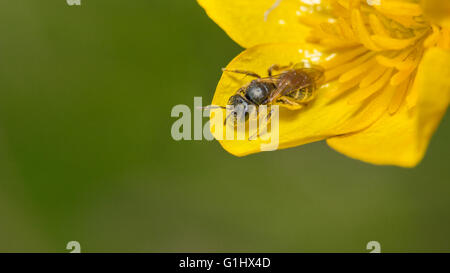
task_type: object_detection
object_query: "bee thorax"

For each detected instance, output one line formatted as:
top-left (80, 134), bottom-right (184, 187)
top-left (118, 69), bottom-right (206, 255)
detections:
top-left (245, 81), bottom-right (275, 105)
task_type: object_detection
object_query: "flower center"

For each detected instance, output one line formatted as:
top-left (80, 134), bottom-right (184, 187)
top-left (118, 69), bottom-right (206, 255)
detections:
top-left (292, 0), bottom-right (449, 114)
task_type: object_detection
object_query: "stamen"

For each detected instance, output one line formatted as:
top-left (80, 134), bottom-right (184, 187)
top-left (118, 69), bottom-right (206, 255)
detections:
top-left (388, 78), bottom-right (410, 114)
top-left (375, 1), bottom-right (422, 17)
top-left (337, 0), bottom-right (350, 10)
top-left (327, 73), bottom-right (366, 101)
top-left (405, 72), bottom-right (419, 109)
top-left (376, 46), bottom-right (415, 68)
top-left (324, 51), bottom-right (374, 81)
top-left (337, 17), bottom-right (356, 40)
top-left (391, 49), bottom-right (422, 85)
top-left (322, 46), bottom-right (368, 69)
top-left (320, 21), bottom-right (343, 37)
top-left (301, 0), bottom-right (441, 116)
top-left (349, 0), bottom-right (361, 10)
top-left (391, 65), bottom-right (418, 86)
top-left (369, 14), bottom-right (389, 36)
top-left (348, 68), bottom-right (394, 104)
top-left (351, 9), bottom-right (382, 51)
top-left (371, 33), bottom-right (425, 50)
top-left (395, 48), bottom-right (421, 70)
top-left (360, 65), bottom-right (388, 88)
top-left (331, 2), bottom-right (350, 19)
top-left (339, 57), bottom-right (376, 83)
top-left (424, 24), bottom-right (441, 48)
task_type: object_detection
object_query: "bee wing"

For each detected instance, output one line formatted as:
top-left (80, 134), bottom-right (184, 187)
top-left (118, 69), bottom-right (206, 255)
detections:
top-left (266, 79), bottom-right (293, 102)
top-left (302, 68), bottom-right (325, 83)
top-left (267, 81), bottom-right (316, 103)
top-left (266, 67), bottom-right (320, 101)
top-left (293, 63), bottom-right (325, 82)
top-left (266, 63), bottom-right (324, 102)
top-left (273, 96), bottom-right (305, 110)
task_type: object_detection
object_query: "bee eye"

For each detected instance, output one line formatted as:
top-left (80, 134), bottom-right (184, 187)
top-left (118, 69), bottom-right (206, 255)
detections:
top-left (228, 95), bottom-right (246, 108)
top-left (227, 95), bottom-right (250, 121)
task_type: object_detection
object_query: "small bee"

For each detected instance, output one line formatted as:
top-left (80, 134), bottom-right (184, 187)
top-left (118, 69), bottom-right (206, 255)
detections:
top-left (221, 62), bottom-right (325, 124)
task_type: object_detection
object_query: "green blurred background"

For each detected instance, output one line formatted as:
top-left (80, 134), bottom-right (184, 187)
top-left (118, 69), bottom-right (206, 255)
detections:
top-left (0, 0), bottom-right (449, 252)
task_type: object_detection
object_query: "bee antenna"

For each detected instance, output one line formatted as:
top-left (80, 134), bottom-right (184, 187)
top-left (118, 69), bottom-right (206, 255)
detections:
top-left (197, 105), bottom-right (227, 110)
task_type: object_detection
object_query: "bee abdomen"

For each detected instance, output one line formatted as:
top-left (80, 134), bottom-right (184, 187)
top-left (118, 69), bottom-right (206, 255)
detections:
top-left (287, 86), bottom-right (315, 103)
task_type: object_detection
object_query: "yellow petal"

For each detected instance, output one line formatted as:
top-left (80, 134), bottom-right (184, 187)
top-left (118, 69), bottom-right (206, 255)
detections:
top-left (210, 43), bottom-right (394, 157)
top-left (327, 47), bottom-right (450, 167)
top-left (197, 0), bottom-right (310, 48)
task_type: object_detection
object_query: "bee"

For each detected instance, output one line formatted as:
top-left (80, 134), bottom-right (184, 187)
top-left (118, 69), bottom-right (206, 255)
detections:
top-left (221, 62), bottom-right (324, 125)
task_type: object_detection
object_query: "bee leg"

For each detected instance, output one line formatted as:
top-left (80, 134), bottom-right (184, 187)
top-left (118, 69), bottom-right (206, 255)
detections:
top-left (222, 68), bottom-right (261, 79)
top-left (268, 62), bottom-right (294, 76)
top-left (249, 109), bottom-right (274, 140)
top-left (275, 97), bottom-right (304, 110)
top-left (224, 111), bottom-right (235, 126)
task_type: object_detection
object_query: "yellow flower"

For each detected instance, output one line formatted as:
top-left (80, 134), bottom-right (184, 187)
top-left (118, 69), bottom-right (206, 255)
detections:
top-left (198, 0), bottom-right (450, 167)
